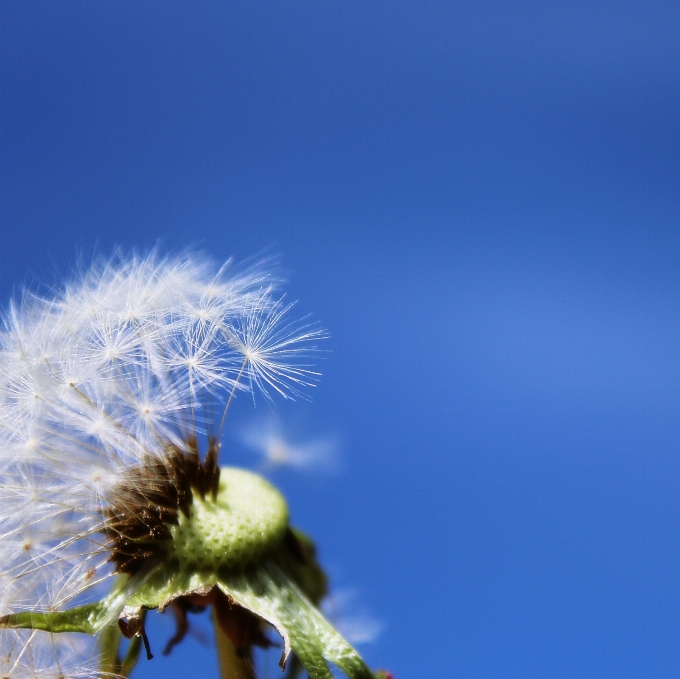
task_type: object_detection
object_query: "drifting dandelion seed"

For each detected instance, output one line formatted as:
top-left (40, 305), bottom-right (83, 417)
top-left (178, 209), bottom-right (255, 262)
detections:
top-left (241, 419), bottom-right (340, 473)
top-left (322, 590), bottom-right (383, 647)
top-left (0, 252), bottom-right (387, 679)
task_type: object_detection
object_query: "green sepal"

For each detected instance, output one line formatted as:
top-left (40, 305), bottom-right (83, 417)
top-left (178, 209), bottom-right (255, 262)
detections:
top-left (215, 562), bottom-right (375, 679)
top-left (278, 528), bottom-right (328, 606)
top-left (0, 602), bottom-right (106, 635)
top-left (125, 563), bottom-right (217, 610)
top-left (0, 525), bottom-right (378, 679)
top-left (0, 563), bottom-right (159, 635)
top-left (284, 654), bottom-right (306, 679)
top-left (119, 527), bottom-right (375, 679)
top-left (120, 544), bottom-right (375, 679)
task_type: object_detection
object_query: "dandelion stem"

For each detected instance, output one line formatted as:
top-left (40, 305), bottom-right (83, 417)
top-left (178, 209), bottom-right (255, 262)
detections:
top-left (213, 609), bottom-right (255, 679)
top-left (98, 623), bottom-right (122, 675)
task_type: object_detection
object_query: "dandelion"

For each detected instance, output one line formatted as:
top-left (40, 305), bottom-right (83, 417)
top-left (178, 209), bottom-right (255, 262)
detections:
top-left (0, 252), bottom-right (384, 679)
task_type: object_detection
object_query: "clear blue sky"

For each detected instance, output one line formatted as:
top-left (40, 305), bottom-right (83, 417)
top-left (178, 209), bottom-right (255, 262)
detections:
top-left (2, 2), bottom-right (680, 677)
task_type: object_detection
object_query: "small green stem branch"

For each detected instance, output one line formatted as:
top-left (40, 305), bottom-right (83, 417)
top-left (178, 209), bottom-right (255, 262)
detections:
top-left (214, 609), bottom-right (255, 679)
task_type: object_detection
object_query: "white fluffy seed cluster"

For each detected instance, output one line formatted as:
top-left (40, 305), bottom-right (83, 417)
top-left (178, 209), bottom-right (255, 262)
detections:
top-left (0, 252), bottom-right (325, 678)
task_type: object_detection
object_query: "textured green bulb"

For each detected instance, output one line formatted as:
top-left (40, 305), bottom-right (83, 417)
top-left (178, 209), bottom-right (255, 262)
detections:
top-left (170, 467), bottom-right (289, 572)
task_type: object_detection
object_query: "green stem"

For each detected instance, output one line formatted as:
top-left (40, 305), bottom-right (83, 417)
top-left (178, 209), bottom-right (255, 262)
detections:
top-left (98, 623), bottom-right (122, 675)
top-left (213, 608), bottom-right (255, 679)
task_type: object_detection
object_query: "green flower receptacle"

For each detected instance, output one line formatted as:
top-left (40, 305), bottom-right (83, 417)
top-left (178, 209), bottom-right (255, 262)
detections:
top-left (170, 468), bottom-right (289, 573)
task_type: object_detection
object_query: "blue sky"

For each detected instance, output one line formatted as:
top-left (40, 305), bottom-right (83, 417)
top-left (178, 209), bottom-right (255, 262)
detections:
top-left (2, 2), bottom-right (680, 677)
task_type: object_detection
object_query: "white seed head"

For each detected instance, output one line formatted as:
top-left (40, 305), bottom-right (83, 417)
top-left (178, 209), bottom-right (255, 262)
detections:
top-left (0, 251), bottom-right (326, 677)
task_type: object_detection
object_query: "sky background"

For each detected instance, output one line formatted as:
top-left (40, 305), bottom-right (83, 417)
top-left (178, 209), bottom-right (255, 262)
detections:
top-left (2, 2), bottom-right (680, 677)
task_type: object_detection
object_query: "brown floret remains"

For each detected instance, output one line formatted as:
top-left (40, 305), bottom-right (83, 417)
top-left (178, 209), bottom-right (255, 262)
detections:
top-left (105, 435), bottom-right (221, 574)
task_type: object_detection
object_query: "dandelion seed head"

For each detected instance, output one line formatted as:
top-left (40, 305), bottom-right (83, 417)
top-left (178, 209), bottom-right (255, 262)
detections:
top-left (0, 251), bottom-right (325, 676)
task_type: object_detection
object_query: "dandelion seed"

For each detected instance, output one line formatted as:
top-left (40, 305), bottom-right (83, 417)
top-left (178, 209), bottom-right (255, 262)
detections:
top-left (241, 418), bottom-right (340, 473)
top-left (0, 252), bottom-right (379, 679)
top-left (322, 589), bottom-right (383, 646)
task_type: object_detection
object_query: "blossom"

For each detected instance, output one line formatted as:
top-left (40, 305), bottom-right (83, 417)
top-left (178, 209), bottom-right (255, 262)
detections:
top-left (0, 252), bottom-right (378, 679)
